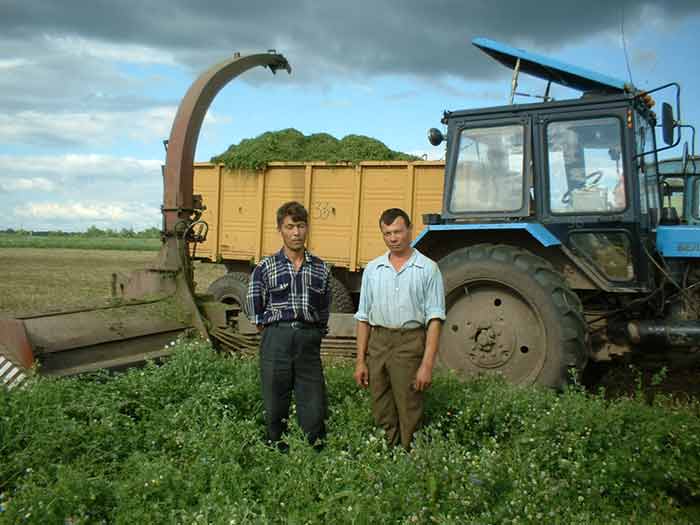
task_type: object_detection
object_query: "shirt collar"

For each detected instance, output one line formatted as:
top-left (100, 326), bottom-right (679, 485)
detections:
top-left (377, 248), bottom-right (423, 269)
top-left (276, 248), bottom-right (314, 265)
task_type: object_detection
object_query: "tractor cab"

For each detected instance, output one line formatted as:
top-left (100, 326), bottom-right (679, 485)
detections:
top-left (424, 37), bottom-right (679, 292)
top-left (416, 38), bottom-right (698, 387)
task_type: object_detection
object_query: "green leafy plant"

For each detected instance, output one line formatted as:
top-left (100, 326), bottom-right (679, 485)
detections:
top-left (1, 339), bottom-right (699, 524)
top-left (211, 128), bottom-right (419, 170)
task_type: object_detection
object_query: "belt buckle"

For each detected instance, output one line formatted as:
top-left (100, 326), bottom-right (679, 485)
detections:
top-left (291, 321), bottom-right (303, 329)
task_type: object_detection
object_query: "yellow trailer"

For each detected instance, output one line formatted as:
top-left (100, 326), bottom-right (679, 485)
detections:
top-left (193, 160), bottom-right (445, 311)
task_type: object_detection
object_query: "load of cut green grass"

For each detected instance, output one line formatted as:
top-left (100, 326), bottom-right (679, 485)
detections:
top-left (211, 128), bottom-right (419, 170)
top-left (1, 339), bottom-right (699, 524)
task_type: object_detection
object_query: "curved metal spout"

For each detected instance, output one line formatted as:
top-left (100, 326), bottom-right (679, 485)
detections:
top-left (162, 52), bottom-right (291, 234)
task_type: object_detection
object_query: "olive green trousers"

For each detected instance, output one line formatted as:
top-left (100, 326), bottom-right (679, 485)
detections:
top-left (367, 326), bottom-right (426, 449)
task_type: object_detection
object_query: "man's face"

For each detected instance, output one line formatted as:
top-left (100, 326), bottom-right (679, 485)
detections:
top-left (279, 215), bottom-right (307, 252)
top-left (380, 216), bottom-right (412, 254)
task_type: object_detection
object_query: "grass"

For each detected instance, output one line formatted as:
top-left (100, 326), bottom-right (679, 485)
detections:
top-left (0, 234), bottom-right (160, 251)
top-left (1, 340), bottom-right (699, 524)
top-left (0, 248), bottom-right (225, 317)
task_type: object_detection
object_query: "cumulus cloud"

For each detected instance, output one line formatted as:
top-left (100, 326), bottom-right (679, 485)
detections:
top-left (0, 107), bottom-right (177, 148)
top-left (15, 201), bottom-right (156, 221)
top-left (0, 153), bottom-right (164, 230)
top-left (0, 0), bottom-right (697, 231)
top-left (2, 1), bottom-right (699, 84)
top-left (0, 154), bottom-right (162, 182)
top-left (12, 201), bottom-right (161, 231)
top-left (45, 35), bottom-right (177, 66)
top-left (0, 177), bottom-right (56, 192)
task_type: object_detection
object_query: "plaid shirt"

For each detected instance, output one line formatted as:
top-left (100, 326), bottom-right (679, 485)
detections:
top-left (247, 249), bottom-right (331, 329)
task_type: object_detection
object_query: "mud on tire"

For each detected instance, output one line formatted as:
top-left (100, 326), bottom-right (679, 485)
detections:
top-left (438, 243), bottom-right (588, 389)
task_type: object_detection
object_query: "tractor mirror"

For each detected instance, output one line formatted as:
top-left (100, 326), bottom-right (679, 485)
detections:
top-left (428, 128), bottom-right (444, 146)
top-left (662, 102), bottom-right (675, 146)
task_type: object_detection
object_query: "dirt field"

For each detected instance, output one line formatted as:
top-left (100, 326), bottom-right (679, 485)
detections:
top-left (0, 248), bottom-right (225, 317)
top-left (2, 246), bottom-right (698, 399)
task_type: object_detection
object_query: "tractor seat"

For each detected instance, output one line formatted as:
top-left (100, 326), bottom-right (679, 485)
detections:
top-left (659, 206), bottom-right (680, 226)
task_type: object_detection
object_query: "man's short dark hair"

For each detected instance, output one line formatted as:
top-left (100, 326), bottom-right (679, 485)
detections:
top-left (277, 201), bottom-right (308, 228)
top-left (379, 208), bottom-right (412, 229)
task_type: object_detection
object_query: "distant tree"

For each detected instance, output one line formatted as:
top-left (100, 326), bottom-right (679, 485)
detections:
top-left (135, 227), bottom-right (161, 239)
top-left (85, 225), bottom-right (106, 237)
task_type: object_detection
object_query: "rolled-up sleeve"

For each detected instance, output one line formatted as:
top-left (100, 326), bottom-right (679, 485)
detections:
top-left (247, 264), bottom-right (267, 325)
top-left (353, 267), bottom-right (371, 323)
top-left (423, 263), bottom-right (446, 322)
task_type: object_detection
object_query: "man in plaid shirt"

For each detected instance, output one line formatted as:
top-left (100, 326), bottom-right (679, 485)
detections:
top-left (247, 201), bottom-right (331, 451)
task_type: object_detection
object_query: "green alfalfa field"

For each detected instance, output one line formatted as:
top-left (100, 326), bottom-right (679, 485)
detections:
top-left (1, 242), bottom-right (700, 524)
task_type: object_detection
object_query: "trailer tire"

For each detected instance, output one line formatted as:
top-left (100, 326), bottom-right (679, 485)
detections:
top-left (209, 272), bottom-right (353, 315)
top-left (437, 243), bottom-right (588, 389)
top-left (329, 275), bottom-right (354, 313)
top-left (207, 272), bottom-right (250, 315)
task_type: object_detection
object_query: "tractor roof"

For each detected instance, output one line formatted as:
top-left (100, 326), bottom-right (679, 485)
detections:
top-left (473, 37), bottom-right (630, 95)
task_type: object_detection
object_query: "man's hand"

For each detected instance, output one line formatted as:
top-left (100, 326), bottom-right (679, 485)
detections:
top-left (354, 361), bottom-right (369, 388)
top-left (414, 362), bottom-right (433, 392)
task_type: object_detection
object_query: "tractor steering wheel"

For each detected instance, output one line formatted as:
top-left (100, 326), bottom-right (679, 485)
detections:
top-left (561, 170), bottom-right (604, 204)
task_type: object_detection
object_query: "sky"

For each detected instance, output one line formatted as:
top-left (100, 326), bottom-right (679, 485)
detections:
top-left (1, 0), bottom-right (699, 232)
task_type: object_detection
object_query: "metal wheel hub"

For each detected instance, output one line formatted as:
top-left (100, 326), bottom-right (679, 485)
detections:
top-left (465, 319), bottom-right (515, 368)
top-left (441, 279), bottom-right (547, 384)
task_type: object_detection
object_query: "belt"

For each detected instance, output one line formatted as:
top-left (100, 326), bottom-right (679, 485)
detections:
top-left (270, 320), bottom-right (320, 330)
top-left (372, 325), bottom-right (424, 332)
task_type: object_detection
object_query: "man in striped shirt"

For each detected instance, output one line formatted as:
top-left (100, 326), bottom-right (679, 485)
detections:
top-left (247, 201), bottom-right (331, 451)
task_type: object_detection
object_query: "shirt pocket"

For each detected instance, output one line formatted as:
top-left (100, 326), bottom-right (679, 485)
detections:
top-left (308, 275), bottom-right (326, 310)
top-left (269, 280), bottom-right (290, 308)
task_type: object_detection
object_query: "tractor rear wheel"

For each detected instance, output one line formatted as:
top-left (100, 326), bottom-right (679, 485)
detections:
top-left (437, 244), bottom-right (588, 389)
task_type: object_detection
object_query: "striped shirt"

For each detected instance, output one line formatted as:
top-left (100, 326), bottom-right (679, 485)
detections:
top-left (354, 248), bottom-right (445, 329)
top-left (247, 249), bottom-right (331, 329)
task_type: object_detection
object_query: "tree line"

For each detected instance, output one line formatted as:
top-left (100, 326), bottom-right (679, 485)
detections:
top-left (2, 226), bottom-right (161, 238)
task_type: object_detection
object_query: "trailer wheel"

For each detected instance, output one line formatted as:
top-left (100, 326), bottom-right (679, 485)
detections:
top-left (208, 272), bottom-right (353, 314)
top-left (207, 272), bottom-right (250, 315)
top-left (329, 275), bottom-right (354, 313)
top-left (437, 244), bottom-right (588, 389)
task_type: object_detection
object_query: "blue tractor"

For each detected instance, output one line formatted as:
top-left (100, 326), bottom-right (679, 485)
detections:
top-left (417, 38), bottom-right (700, 388)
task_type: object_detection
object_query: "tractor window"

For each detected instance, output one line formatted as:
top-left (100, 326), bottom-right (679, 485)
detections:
top-left (660, 177), bottom-right (685, 219)
top-left (547, 117), bottom-right (625, 214)
top-left (449, 124), bottom-right (524, 213)
top-left (570, 231), bottom-right (634, 281)
top-left (694, 179), bottom-right (700, 218)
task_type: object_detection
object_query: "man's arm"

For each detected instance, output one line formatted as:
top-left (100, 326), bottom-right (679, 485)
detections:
top-left (414, 263), bottom-right (446, 391)
top-left (353, 270), bottom-right (372, 388)
top-left (354, 320), bottom-right (371, 388)
top-left (414, 318), bottom-right (441, 391)
top-left (247, 264), bottom-right (267, 333)
top-left (318, 264), bottom-right (332, 335)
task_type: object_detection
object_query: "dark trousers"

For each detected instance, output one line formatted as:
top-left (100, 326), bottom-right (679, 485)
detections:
top-left (368, 326), bottom-right (426, 449)
top-left (259, 324), bottom-right (327, 445)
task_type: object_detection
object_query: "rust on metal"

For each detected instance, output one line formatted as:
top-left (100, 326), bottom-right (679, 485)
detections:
top-left (161, 52), bottom-right (290, 236)
top-left (0, 319), bottom-right (34, 369)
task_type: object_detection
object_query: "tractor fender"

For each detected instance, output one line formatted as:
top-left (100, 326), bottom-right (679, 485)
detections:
top-left (413, 223), bottom-right (561, 252)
